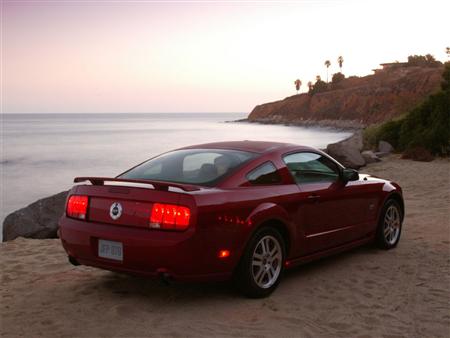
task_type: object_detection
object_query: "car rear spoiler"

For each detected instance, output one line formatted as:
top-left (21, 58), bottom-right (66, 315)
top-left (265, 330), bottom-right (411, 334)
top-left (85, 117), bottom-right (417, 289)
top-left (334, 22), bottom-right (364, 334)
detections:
top-left (73, 177), bottom-right (200, 192)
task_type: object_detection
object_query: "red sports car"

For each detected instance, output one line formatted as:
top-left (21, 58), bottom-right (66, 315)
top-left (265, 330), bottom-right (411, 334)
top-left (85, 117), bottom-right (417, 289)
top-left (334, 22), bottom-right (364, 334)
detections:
top-left (59, 141), bottom-right (404, 297)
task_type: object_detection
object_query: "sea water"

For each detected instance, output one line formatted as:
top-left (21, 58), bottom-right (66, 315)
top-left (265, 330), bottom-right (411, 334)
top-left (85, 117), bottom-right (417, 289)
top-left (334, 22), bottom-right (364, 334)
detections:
top-left (1, 113), bottom-right (351, 240)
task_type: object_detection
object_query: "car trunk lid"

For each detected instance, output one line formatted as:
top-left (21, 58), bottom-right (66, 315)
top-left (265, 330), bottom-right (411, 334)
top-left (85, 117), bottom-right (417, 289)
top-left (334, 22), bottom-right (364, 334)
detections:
top-left (72, 177), bottom-right (198, 229)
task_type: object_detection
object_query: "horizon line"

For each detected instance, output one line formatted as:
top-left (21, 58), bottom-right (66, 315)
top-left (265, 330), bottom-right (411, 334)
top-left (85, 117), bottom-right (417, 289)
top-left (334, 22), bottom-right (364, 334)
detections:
top-left (1, 111), bottom-right (247, 114)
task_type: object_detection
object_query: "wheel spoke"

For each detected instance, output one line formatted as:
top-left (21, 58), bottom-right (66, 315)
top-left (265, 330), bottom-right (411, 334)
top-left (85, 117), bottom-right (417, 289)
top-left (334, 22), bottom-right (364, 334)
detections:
top-left (254, 267), bottom-right (264, 282)
top-left (265, 238), bottom-right (271, 254)
top-left (260, 241), bottom-right (267, 254)
top-left (386, 208), bottom-right (392, 221)
top-left (270, 246), bottom-right (278, 257)
top-left (392, 208), bottom-right (399, 221)
top-left (270, 266), bottom-right (276, 277)
top-left (257, 270), bottom-right (266, 284)
top-left (252, 260), bottom-right (262, 267)
top-left (253, 253), bottom-right (263, 261)
top-left (267, 268), bottom-right (273, 280)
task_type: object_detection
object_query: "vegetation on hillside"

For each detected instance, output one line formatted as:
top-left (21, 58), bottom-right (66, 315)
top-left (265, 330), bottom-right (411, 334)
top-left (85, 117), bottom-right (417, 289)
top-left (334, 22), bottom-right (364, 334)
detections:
top-left (331, 72), bottom-right (345, 86)
top-left (309, 76), bottom-right (328, 95)
top-left (364, 62), bottom-right (450, 156)
top-left (301, 53), bottom-right (445, 96)
top-left (294, 56), bottom-right (345, 94)
top-left (324, 60), bottom-right (331, 82)
top-left (337, 56), bottom-right (344, 72)
top-left (294, 79), bottom-right (301, 94)
top-left (407, 54), bottom-right (442, 67)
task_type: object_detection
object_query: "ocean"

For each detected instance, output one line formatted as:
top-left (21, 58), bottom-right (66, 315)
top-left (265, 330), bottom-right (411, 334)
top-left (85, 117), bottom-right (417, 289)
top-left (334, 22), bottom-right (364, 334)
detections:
top-left (1, 113), bottom-right (351, 240)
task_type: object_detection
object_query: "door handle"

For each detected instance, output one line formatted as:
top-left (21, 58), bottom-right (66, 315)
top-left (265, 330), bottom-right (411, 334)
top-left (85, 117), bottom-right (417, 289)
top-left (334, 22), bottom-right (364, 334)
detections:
top-left (307, 194), bottom-right (320, 200)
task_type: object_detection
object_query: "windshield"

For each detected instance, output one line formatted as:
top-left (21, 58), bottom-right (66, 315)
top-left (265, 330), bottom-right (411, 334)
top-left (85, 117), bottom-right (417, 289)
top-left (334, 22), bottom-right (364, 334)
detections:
top-left (119, 148), bottom-right (257, 186)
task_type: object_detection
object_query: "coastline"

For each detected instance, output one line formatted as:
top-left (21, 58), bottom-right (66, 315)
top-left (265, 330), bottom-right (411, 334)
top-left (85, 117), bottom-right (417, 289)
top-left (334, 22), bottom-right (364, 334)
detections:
top-left (229, 117), bottom-right (364, 131)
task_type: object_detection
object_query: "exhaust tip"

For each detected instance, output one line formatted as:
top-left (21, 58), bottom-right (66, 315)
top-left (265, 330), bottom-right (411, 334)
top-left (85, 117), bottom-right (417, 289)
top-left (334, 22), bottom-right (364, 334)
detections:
top-left (68, 255), bottom-right (80, 266)
top-left (157, 270), bottom-right (172, 286)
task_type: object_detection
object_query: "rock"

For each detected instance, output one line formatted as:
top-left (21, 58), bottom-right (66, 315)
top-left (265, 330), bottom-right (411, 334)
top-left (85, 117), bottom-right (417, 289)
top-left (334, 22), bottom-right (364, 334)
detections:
top-left (2, 191), bottom-right (69, 242)
top-left (374, 151), bottom-right (390, 158)
top-left (378, 140), bottom-right (394, 153)
top-left (361, 150), bottom-right (381, 163)
top-left (326, 131), bottom-right (366, 169)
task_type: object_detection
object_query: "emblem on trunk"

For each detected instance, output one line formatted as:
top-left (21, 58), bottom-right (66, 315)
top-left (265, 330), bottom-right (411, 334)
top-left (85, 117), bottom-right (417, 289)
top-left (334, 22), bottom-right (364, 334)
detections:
top-left (109, 202), bottom-right (123, 220)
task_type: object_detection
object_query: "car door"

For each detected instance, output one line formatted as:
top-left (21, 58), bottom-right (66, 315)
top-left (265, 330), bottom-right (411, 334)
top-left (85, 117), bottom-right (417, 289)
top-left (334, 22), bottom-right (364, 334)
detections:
top-left (283, 151), bottom-right (368, 254)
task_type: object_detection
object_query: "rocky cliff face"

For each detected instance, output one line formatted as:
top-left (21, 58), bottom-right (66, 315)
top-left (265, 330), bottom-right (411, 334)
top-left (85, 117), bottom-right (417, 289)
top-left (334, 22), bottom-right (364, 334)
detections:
top-left (248, 66), bottom-right (443, 128)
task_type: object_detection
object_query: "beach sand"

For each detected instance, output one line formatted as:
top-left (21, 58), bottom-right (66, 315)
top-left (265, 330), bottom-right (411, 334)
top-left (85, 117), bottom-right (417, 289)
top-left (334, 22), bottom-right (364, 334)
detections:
top-left (1, 155), bottom-right (449, 338)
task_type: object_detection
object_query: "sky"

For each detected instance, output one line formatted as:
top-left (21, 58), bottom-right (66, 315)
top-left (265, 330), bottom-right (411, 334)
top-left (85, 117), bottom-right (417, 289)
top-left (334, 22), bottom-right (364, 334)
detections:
top-left (2, 0), bottom-right (449, 114)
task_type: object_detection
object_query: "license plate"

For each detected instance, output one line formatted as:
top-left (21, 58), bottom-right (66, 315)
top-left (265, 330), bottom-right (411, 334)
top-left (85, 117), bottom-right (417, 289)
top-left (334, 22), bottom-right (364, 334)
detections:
top-left (98, 239), bottom-right (123, 261)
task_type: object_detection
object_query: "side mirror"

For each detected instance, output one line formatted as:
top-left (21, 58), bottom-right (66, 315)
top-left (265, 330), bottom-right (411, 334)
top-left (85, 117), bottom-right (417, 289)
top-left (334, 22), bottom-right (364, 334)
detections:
top-left (342, 168), bottom-right (359, 183)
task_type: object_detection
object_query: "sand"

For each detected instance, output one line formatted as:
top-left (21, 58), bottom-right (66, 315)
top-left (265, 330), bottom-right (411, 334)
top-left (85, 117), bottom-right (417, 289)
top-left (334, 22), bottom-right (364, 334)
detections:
top-left (1, 155), bottom-right (449, 338)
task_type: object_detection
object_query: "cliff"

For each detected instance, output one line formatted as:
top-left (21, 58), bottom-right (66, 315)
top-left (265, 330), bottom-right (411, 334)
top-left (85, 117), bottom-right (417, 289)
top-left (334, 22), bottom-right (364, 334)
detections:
top-left (248, 65), bottom-right (444, 128)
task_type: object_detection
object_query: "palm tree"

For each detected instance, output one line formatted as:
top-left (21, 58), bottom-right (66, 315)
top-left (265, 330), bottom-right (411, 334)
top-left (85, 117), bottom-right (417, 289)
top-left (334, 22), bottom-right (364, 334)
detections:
top-left (337, 56), bottom-right (344, 73)
top-left (324, 60), bottom-right (331, 82)
top-left (294, 79), bottom-right (302, 94)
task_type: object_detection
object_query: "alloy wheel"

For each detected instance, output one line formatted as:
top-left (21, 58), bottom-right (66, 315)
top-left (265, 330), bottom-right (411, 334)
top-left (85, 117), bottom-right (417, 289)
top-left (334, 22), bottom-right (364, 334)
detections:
top-left (251, 235), bottom-right (282, 289)
top-left (383, 205), bottom-right (401, 245)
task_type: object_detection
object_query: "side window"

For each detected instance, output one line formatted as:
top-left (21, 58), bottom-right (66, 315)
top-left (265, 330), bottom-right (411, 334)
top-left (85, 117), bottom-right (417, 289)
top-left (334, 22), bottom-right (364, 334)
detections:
top-left (283, 152), bottom-right (339, 184)
top-left (247, 162), bottom-right (282, 185)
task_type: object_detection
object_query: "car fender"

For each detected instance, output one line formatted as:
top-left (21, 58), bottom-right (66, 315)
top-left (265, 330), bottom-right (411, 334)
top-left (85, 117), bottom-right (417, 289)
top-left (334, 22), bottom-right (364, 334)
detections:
top-left (377, 181), bottom-right (404, 222)
top-left (243, 202), bottom-right (295, 255)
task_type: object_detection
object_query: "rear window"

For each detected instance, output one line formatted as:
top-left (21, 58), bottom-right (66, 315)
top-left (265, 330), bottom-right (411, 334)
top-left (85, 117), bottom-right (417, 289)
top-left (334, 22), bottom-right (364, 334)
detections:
top-left (120, 149), bottom-right (256, 186)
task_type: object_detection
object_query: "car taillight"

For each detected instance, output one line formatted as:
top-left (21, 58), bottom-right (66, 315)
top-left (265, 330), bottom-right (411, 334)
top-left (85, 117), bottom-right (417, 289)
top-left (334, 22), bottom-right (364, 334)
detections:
top-left (66, 195), bottom-right (89, 220)
top-left (150, 203), bottom-right (191, 230)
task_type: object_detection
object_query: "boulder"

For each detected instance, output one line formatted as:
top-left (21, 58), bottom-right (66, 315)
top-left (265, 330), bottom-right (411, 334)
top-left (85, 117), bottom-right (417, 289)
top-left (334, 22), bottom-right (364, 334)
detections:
top-left (374, 151), bottom-right (390, 158)
top-left (2, 191), bottom-right (69, 242)
top-left (326, 131), bottom-right (366, 169)
top-left (361, 150), bottom-right (381, 163)
top-left (378, 140), bottom-right (394, 153)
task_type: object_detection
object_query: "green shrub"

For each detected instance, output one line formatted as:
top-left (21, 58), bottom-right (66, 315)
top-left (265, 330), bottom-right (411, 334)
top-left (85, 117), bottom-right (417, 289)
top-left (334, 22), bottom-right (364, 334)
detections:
top-left (363, 119), bottom-right (403, 150)
top-left (376, 119), bottom-right (404, 149)
top-left (309, 78), bottom-right (328, 95)
top-left (331, 72), bottom-right (345, 85)
top-left (407, 54), bottom-right (442, 67)
top-left (364, 62), bottom-right (450, 156)
top-left (398, 90), bottom-right (450, 154)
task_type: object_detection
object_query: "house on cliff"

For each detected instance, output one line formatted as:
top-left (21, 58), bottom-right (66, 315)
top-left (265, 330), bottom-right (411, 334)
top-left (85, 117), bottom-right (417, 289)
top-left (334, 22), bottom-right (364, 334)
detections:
top-left (372, 62), bottom-right (409, 74)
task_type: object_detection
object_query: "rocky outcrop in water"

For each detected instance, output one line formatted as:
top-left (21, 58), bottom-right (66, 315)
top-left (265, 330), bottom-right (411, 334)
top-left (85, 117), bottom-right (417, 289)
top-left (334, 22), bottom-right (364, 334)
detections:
top-left (2, 191), bottom-right (68, 241)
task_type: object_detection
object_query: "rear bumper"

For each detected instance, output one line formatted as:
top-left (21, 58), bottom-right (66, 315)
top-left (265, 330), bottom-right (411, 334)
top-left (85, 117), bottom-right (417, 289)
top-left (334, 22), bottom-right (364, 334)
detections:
top-left (59, 216), bottom-right (234, 282)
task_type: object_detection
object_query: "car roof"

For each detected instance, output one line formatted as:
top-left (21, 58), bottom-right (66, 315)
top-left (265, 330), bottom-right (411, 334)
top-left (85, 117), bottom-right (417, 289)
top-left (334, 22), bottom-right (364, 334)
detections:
top-left (178, 140), bottom-right (312, 154)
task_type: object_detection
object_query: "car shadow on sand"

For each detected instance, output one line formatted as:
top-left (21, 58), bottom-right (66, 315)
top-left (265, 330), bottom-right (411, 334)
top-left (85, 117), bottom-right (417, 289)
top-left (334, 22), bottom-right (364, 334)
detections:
top-left (95, 243), bottom-right (382, 302)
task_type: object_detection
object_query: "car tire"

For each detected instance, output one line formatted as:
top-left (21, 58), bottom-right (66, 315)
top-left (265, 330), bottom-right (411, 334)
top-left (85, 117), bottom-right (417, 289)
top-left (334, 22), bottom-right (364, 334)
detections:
top-left (234, 226), bottom-right (286, 298)
top-left (376, 199), bottom-right (403, 250)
